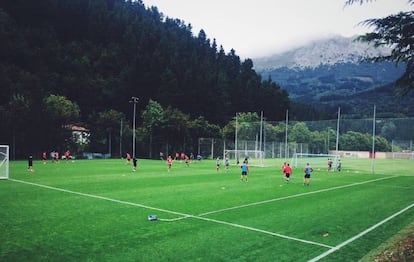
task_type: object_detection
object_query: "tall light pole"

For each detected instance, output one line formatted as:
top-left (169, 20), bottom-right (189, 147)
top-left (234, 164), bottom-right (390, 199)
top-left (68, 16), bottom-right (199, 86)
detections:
top-left (130, 97), bottom-right (139, 158)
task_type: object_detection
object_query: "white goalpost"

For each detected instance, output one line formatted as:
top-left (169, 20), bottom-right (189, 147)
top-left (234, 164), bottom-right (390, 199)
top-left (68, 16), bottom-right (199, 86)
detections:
top-left (291, 153), bottom-right (339, 171)
top-left (0, 145), bottom-right (9, 179)
top-left (225, 149), bottom-right (264, 167)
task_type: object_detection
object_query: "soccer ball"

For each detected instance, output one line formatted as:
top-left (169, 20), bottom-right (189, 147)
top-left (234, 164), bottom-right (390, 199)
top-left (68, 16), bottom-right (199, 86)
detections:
top-left (147, 215), bottom-right (157, 221)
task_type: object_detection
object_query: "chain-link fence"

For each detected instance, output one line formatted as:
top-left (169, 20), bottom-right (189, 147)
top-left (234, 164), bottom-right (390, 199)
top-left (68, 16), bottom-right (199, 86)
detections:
top-left (198, 117), bottom-right (414, 161)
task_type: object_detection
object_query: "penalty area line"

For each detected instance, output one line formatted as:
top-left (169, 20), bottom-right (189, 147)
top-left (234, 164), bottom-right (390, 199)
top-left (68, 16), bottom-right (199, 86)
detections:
top-left (308, 202), bottom-right (414, 262)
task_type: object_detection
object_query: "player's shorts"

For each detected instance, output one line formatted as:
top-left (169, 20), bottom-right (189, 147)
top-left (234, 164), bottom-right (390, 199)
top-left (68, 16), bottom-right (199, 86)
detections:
top-left (242, 171), bottom-right (247, 176)
top-left (285, 173), bottom-right (290, 178)
top-left (304, 174), bottom-right (311, 178)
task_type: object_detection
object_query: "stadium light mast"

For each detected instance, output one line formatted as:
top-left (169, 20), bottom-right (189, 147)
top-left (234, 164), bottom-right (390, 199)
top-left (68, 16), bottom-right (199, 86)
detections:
top-left (130, 96), bottom-right (139, 159)
top-left (235, 112), bottom-right (238, 165)
top-left (335, 107), bottom-right (340, 156)
top-left (285, 109), bottom-right (288, 161)
top-left (371, 105), bottom-right (376, 174)
top-left (259, 111), bottom-right (263, 153)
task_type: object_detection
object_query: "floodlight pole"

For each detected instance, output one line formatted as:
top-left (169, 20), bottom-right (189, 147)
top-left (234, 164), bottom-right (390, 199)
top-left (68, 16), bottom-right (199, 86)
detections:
top-left (259, 111), bottom-right (263, 153)
top-left (285, 109), bottom-right (288, 161)
top-left (130, 97), bottom-right (139, 159)
top-left (371, 105), bottom-right (376, 174)
top-left (235, 112), bottom-right (238, 164)
top-left (335, 107), bottom-right (340, 156)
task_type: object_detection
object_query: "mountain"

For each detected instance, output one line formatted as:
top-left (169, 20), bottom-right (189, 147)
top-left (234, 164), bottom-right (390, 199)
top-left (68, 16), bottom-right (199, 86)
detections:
top-left (253, 35), bottom-right (392, 70)
top-left (253, 36), bottom-right (413, 118)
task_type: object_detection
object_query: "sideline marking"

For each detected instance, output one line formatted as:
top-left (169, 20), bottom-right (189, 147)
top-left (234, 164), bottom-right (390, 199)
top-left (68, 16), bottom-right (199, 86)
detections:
top-left (308, 202), bottom-right (414, 262)
top-left (7, 175), bottom-right (400, 252)
top-left (193, 215), bottom-right (334, 249)
top-left (8, 178), bottom-right (332, 248)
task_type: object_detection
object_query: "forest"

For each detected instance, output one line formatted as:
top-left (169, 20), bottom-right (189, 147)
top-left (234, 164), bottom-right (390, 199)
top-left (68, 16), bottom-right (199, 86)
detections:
top-left (0, 0), bottom-right (292, 158)
top-left (1, 0), bottom-right (410, 159)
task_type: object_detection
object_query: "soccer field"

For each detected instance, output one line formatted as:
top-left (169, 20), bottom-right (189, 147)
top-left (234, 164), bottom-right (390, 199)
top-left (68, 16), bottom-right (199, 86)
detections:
top-left (1, 158), bottom-right (413, 261)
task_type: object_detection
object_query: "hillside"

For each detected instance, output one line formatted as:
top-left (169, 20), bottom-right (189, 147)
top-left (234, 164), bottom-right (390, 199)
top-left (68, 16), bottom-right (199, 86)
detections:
top-left (0, 0), bottom-right (289, 157)
top-left (254, 36), bottom-right (412, 118)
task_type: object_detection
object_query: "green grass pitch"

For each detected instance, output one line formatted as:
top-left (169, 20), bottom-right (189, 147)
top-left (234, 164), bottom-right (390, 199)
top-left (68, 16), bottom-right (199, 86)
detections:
top-left (1, 158), bottom-right (413, 261)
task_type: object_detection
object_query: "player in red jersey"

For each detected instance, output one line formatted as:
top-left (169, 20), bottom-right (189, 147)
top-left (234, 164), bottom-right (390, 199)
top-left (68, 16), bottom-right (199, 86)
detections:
top-left (284, 163), bottom-right (292, 183)
top-left (126, 152), bottom-right (131, 164)
top-left (166, 156), bottom-right (173, 172)
top-left (42, 151), bottom-right (47, 164)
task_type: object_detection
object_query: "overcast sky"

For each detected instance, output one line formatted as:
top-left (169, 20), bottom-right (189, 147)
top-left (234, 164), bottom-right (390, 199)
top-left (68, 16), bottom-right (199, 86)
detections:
top-left (142, 0), bottom-right (412, 58)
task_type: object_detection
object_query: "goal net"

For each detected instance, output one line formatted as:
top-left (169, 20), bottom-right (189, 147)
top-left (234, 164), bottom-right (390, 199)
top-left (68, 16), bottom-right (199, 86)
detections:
top-left (0, 145), bottom-right (9, 179)
top-left (225, 150), bottom-right (264, 167)
top-left (291, 153), bottom-right (339, 171)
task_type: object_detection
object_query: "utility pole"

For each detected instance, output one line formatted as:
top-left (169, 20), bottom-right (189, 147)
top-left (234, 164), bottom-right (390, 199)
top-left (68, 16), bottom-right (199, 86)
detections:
top-left (130, 97), bottom-right (139, 158)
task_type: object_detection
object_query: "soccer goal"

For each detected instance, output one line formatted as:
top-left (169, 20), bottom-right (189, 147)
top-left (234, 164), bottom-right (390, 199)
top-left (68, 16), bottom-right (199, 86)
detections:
top-left (291, 153), bottom-right (339, 171)
top-left (224, 150), bottom-right (264, 167)
top-left (0, 145), bottom-right (9, 179)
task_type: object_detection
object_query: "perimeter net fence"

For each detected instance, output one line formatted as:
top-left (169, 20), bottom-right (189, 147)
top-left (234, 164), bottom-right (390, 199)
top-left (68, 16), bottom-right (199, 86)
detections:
top-left (197, 117), bottom-right (414, 166)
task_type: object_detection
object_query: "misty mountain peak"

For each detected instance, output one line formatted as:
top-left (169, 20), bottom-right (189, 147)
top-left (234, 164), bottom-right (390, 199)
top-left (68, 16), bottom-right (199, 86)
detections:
top-left (253, 35), bottom-right (391, 70)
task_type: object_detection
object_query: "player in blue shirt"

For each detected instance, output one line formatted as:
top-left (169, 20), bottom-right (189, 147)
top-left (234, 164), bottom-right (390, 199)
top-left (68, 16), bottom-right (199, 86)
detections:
top-left (303, 163), bottom-right (313, 186)
top-left (240, 160), bottom-right (249, 182)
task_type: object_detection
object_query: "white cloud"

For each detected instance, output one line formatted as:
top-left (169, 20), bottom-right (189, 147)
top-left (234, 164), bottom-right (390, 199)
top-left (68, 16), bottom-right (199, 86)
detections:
top-left (143, 0), bottom-right (412, 58)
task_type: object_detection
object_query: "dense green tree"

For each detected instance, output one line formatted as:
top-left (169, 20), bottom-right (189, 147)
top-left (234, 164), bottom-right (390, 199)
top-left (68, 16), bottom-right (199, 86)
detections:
top-left (159, 106), bottom-right (190, 153)
top-left (0, 0), bottom-right (290, 158)
top-left (375, 136), bottom-right (391, 152)
top-left (42, 94), bottom-right (80, 152)
top-left (289, 122), bottom-right (312, 143)
top-left (309, 130), bottom-right (327, 154)
top-left (268, 123), bottom-right (287, 142)
top-left (380, 121), bottom-right (397, 140)
top-left (91, 109), bottom-right (125, 156)
top-left (339, 131), bottom-right (371, 151)
top-left (141, 100), bottom-right (164, 158)
top-left (188, 116), bottom-right (221, 140)
top-left (43, 94), bottom-right (80, 124)
top-left (234, 112), bottom-right (261, 141)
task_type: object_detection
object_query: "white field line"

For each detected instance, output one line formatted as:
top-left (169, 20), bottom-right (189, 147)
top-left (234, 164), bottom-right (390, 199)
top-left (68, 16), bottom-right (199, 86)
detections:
top-left (8, 178), bottom-right (332, 248)
top-left (192, 215), bottom-right (334, 249)
top-left (161, 176), bottom-right (396, 221)
top-left (8, 178), bottom-right (190, 218)
top-left (308, 202), bottom-right (414, 262)
top-left (156, 176), bottom-right (393, 221)
top-left (198, 176), bottom-right (396, 217)
top-left (8, 176), bottom-right (400, 251)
